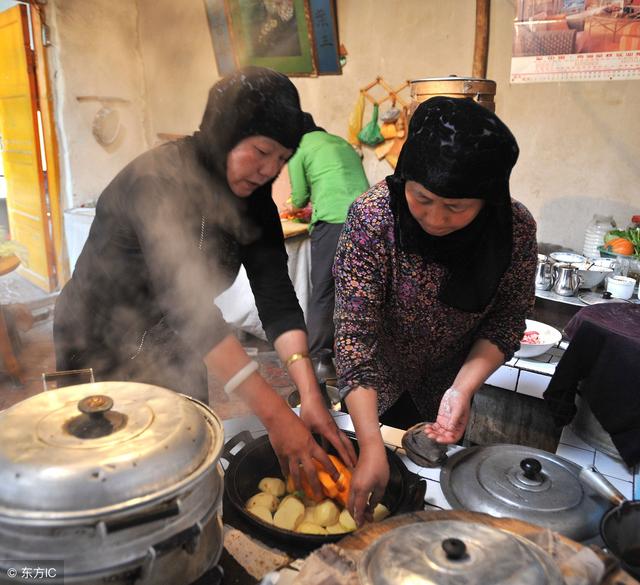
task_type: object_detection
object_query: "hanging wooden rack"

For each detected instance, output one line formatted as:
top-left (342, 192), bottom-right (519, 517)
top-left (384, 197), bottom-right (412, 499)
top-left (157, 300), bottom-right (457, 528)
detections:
top-left (359, 77), bottom-right (411, 108)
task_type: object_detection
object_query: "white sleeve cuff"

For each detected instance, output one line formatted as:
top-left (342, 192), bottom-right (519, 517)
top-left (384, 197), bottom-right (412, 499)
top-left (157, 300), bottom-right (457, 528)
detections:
top-left (224, 361), bottom-right (259, 395)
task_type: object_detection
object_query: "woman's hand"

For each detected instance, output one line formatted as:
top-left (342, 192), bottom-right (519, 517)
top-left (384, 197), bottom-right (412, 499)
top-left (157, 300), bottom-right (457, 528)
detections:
top-left (300, 392), bottom-right (357, 468)
top-left (347, 438), bottom-right (389, 527)
top-left (424, 387), bottom-right (471, 444)
top-left (265, 406), bottom-right (339, 500)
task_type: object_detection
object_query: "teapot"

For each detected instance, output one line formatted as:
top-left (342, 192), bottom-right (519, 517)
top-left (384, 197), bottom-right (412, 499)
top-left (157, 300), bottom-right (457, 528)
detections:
top-left (535, 254), bottom-right (554, 291)
top-left (552, 263), bottom-right (583, 296)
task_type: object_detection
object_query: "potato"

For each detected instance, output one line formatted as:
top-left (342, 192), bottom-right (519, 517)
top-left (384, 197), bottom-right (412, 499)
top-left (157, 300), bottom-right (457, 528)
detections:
top-left (312, 499), bottom-right (340, 527)
top-left (248, 505), bottom-right (273, 524)
top-left (339, 508), bottom-right (357, 531)
top-left (258, 477), bottom-right (286, 497)
top-left (303, 505), bottom-right (317, 523)
top-left (273, 496), bottom-right (305, 531)
top-left (373, 503), bottom-right (390, 522)
top-left (246, 492), bottom-right (279, 513)
top-left (326, 522), bottom-right (351, 534)
top-left (296, 522), bottom-right (327, 535)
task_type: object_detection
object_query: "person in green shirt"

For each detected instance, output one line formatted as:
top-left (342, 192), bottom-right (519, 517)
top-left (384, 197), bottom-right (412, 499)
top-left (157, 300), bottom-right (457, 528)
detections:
top-left (289, 113), bottom-right (369, 358)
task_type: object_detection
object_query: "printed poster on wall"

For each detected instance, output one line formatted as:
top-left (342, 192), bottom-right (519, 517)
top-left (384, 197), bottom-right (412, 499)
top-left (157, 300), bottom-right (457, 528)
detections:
top-left (511, 0), bottom-right (640, 83)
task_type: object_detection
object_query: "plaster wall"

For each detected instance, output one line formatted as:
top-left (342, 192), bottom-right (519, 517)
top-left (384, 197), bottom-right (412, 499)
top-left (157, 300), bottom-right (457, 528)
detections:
top-left (47, 0), bottom-right (639, 250)
top-left (45, 0), bottom-right (148, 208)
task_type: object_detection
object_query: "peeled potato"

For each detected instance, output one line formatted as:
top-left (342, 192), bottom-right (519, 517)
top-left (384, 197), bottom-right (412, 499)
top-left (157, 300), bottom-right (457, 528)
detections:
top-left (258, 477), bottom-right (286, 497)
top-left (326, 522), bottom-right (351, 534)
top-left (303, 505), bottom-right (317, 523)
top-left (313, 499), bottom-right (340, 527)
top-left (296, 522), bottom-right (327, 535)
top-left (339, 508), bottom-right (357, 531)
top-left (273, 496), bottom-right (305, 531)
top-left (373, 503), bottom-right (390, 522)
top-left (248, 505), bottom-right (273, 524)
top-left (246, 492), bottom-right (279, 513)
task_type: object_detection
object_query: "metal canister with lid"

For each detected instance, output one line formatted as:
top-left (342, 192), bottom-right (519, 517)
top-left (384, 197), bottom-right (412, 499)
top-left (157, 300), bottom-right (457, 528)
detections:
top-left (409, 76), bottom-right (497, 115)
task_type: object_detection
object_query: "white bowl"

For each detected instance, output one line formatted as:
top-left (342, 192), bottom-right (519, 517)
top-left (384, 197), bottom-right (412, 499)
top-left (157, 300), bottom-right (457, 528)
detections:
top-left (514, 319), bottom-right (563, 358)
top-left (550, 252), bottom-right (586, 265)
top-left (606, 275), bottom-right (636, 300)
top-left (574, 262), bottom-right (613, 289)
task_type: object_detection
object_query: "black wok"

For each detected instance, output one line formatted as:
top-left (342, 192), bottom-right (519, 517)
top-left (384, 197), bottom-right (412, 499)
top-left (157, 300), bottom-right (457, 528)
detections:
top-left (220, 430), bottom-right (426, 552)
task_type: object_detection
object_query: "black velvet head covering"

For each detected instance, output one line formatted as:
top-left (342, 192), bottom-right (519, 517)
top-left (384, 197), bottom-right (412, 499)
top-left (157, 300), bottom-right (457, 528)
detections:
top-left (302, 112), bottom-right (326, 134)
top-left (387, 96), bottom-right (519, 313)
top-left (194, 66), bottom-right (305, 180)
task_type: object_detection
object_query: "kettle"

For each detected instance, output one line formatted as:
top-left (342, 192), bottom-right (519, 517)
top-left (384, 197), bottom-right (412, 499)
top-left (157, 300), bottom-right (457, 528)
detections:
top-left (535, 254), bottom-right (554, 291)
top-left (552, 263), bottom-right (583, 296)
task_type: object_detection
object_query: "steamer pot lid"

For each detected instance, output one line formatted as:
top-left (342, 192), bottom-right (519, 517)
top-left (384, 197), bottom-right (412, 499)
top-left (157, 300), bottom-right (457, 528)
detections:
top-left (358, 520), bottom-right (564, 585)
top-left (439, 444), bottom-right (607, 538)
top-left (0, 382), bottom-right (224, 519)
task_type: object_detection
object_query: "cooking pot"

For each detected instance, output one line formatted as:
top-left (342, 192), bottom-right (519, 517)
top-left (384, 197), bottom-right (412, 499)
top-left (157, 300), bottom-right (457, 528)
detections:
top-left (579, 466), bottom-right (640, 579)
top-left (220, 430), bottom-right (426, 552)
top-left (439, 444), bottom-right (612, 541)
top-left (0, 382), bottom-right (225, 585)
top-left (409, 76), bottom-right (496, 115)
top-left (358, 519), bottom-right (564, 585)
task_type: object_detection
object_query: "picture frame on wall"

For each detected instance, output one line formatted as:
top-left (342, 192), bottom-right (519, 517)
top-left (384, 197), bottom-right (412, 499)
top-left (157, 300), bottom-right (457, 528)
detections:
top-left (225, 0), bottom-right (317, 76)
top-left (203, 0), bottom-right (236, 76)
top-left (309, 0), bottom-right (341, 74)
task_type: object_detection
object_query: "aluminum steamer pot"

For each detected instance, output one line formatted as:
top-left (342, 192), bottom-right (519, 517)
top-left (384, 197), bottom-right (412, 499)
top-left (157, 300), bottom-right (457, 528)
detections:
top-left (221, 431), bottom-right (426, 553)
top-left (440, 444), bottom-right (612, 541)
top-left (0, 382), bottom-right (225, 585)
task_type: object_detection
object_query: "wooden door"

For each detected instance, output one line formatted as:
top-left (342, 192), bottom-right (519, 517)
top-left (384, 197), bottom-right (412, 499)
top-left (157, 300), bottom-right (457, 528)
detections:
top-left (0, 5), bottom-right (56, 291)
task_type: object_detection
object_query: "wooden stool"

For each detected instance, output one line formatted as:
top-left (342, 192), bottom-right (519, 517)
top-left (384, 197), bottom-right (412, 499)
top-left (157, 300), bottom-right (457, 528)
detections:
top-left (0, 254), bottom-right (24, 384)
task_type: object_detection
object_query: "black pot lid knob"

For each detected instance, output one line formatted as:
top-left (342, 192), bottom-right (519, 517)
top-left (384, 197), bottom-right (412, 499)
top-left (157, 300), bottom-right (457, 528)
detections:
top-left (520, 458), bottom-right (542, 480)
top-left (442, 537), bottom-right (467, 560)
top-left (78, 395), bottom-right (113, 415)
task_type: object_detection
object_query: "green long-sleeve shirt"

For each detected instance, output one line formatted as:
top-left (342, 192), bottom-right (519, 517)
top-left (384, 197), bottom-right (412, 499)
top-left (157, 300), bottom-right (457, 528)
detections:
top-left (288, 131), bottom-right (369, 228)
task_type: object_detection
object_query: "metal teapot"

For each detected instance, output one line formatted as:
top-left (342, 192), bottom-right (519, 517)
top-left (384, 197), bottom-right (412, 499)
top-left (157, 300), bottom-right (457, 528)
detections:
top-left (535, 254), bottom-right (554, 291)
top-left (552, 263), bottom-right (583, 296)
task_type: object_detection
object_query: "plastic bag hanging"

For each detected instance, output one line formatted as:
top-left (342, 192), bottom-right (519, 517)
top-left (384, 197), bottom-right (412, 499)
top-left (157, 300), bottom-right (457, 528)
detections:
top-left (357, 103), bottom-right (384, 146)
top-left (347, 91), bottom-right (365, 146)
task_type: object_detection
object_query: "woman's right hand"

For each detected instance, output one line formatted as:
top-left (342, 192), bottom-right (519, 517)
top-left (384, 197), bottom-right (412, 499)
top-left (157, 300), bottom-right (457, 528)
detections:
top-left (265, 406), bottom-right (336, 500)
top-left (347, 438), bottom-right (390, 527)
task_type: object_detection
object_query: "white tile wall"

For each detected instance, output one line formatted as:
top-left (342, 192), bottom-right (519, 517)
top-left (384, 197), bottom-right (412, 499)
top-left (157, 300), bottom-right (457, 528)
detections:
top-left (559, 426), bottom-right (596, 451)
top-left (595, 451), bottom-right (634, 482)
top-left (516, 370), bottom-right (551, 399)
top-left (556, 444), bottom-right (596, 468)
top-left (485, 365), bottom-right (519, 391)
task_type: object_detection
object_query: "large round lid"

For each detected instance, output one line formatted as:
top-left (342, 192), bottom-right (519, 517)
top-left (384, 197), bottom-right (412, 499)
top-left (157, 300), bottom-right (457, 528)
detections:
top-left (358, 520), bottom-right (564, 585)
top-left (0, 382), bottom-right (224, 521)
top-left (440, 444), bottom-right (608, 541)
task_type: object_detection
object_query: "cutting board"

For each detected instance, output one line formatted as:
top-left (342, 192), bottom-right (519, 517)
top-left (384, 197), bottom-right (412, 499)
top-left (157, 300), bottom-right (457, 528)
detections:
top-left (337, 510), bottom-right (638, 584)
top-left (281, 220), bottom-right (309, 239)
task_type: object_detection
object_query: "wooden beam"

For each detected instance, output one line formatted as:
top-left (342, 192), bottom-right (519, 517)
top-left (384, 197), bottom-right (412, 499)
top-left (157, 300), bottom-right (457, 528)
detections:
top-left (472, 0), bottom-right (490, 79)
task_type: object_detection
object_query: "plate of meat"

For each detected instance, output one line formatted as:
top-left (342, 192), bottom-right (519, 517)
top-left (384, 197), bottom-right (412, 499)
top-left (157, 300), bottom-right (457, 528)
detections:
top-left (514, 319), bottom-right (562, 358)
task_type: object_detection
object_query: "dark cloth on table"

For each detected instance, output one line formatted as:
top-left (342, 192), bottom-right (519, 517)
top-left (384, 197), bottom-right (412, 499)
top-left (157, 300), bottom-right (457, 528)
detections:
top-left (543, 303), bottom-right (640, 467)
top-left (54, 68), bottom-right (306, 403)
top-left (307, 222), bottom-right (344, 356)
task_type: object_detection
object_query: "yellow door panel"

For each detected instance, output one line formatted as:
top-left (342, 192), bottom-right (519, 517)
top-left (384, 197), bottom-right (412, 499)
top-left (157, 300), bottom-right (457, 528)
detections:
top-left (0, 5), bottom-right (55, 291)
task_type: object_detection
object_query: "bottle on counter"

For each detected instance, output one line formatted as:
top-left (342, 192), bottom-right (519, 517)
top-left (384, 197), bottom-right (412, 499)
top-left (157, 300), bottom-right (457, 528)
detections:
top-left (582, 214), bottom-right (616, 259)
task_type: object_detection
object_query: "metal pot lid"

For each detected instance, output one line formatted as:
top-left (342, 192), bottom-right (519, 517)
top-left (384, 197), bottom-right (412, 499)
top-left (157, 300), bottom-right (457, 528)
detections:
top-left (0, 382), bottom-right (224, 520)
top-left (358, 520), bottom-right (564, 585)
top-left (440, 444), bottom-right (608, 540)
top-left (578, 291), bottom-right (631, 305)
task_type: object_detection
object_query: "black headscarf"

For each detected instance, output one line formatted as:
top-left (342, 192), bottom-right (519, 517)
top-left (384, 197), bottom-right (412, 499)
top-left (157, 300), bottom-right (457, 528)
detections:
top-left (194, 66), bottom-right (305, 181)
top-left (302, 112), bottom-right (326, 134)
top-left (189, 67), bottom-right (305, 241)
top-left (387, 96), bottom-right (519, 313)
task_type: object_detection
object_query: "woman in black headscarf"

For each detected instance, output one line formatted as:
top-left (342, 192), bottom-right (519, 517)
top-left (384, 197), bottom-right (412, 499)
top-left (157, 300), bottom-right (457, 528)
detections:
top-left (333, 97), bottom-right (537, 524)
top-left (54, 67), bottom-right (356, 488)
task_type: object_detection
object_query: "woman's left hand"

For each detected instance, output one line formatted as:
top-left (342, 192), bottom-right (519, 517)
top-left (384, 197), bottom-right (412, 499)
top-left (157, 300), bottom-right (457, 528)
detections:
top-left (300, 393), bottom-right (358, 468)
top-left (424, 387), bottom-right (471, 444)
